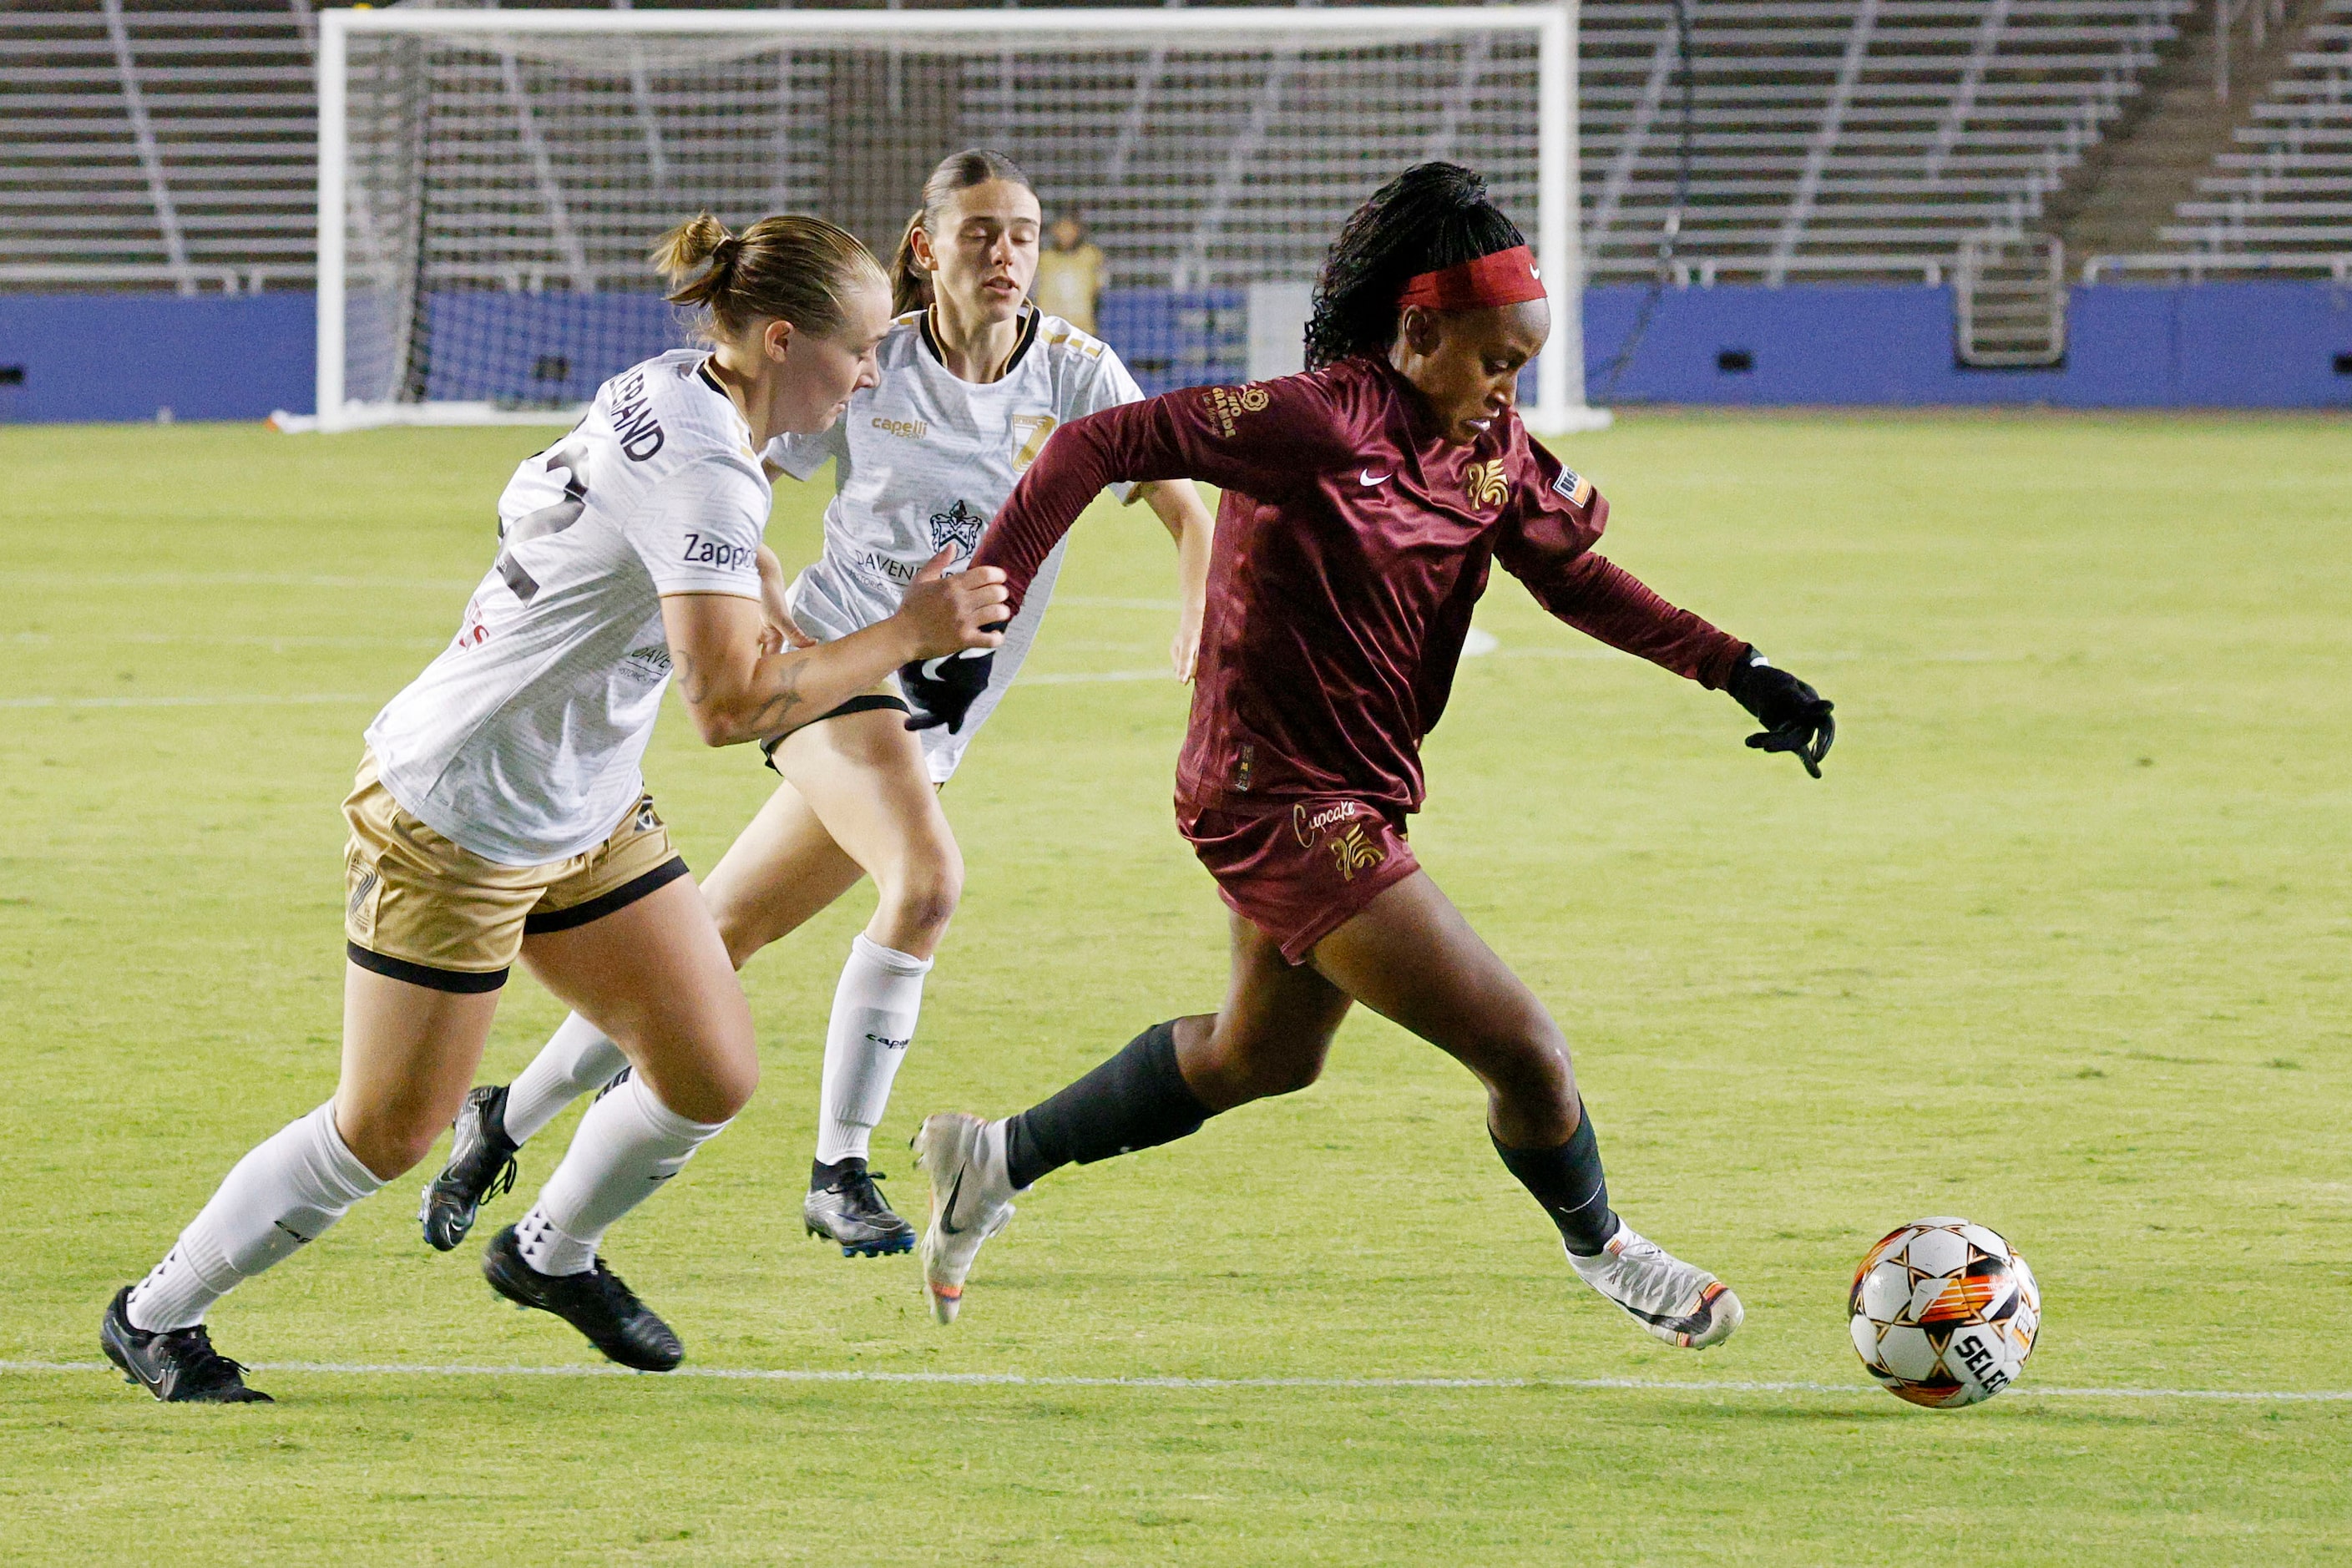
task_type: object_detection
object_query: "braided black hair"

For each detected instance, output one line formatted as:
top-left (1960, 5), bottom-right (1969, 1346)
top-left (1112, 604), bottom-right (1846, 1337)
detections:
top-left (1303, 163), bottom-right (1526, 369)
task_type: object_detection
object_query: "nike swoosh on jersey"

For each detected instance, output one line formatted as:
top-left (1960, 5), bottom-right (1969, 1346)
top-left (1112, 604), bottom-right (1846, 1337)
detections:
top-left (1358, 469), bottom-right (1392, 486)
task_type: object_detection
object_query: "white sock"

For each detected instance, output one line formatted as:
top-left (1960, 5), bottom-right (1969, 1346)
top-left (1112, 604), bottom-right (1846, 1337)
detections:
top-left (814, 934), bottom-right (933, 1166)
top-left (503, 1012), bottom-right (631, 1145)
top-left (517, 1072), bottom-right (728, 1276)
top-left (125, 1101), bottom-right (384, 1332)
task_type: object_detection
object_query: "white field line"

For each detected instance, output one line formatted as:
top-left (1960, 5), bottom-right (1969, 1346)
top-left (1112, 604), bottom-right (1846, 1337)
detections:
top-left (4, 1359), bottom-right (2346, 1402)
top-left (1021, 670), bottom-right (1177, 685)
top-left (12, 632), bottom-right (443, 650)
top-left (2, 572), bottom-right (477, 591)
top-left (0, 693), bottom-right (372, 710)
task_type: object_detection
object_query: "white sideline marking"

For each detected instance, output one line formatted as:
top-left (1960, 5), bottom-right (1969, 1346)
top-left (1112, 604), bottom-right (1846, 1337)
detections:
top-left (1021, 670), bottom-right (1176, 685)
top-left (0, 693), bottom-right (372, 711)
top-left (2, 572), bottom-right (475, 591)
top-left (12, 632), bottom-right (443, 650)
top-left (7, 1359), bottom-right (2346, 1402)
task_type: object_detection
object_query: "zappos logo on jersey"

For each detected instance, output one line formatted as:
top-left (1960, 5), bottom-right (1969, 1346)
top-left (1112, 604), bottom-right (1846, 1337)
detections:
top-left (680, 533), bottom-right (756, 572)
top-left (928, 499), bottom-right (986, 558)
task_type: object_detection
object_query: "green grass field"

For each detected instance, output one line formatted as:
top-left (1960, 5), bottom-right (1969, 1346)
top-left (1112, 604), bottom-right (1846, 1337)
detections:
top-left (2, 410), bottom-right (2347, 1564)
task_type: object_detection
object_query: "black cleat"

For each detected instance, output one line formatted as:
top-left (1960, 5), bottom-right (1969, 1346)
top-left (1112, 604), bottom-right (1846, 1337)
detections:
top-left (100, 1286), bottom-right (272, 1404)
top-left (481, 1224), bottom-right (682, 1372)
top-left (420, 1084), bottom-right (519, 1252)
top-left (803, 1158), bottom-right (917, 1257)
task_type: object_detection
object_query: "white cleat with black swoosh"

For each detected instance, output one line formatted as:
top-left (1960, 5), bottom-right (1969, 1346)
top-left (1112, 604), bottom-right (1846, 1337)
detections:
top-left (911, 1112), bottom-right (1018, 1324)
top-left (1567, 1223), bottom-right (1743, 1349)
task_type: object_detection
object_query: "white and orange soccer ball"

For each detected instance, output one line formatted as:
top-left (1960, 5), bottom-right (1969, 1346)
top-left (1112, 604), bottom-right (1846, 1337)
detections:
top-left (1848, 1217), bottom-right (2041, 1408)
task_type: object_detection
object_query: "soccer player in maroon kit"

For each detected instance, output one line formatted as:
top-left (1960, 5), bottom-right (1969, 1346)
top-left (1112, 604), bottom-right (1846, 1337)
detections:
top-left (899, 164), bottom-right (1834, 1348)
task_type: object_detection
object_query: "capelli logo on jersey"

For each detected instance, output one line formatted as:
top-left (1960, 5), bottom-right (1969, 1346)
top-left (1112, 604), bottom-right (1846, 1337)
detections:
top-left (873, 415), bottom-right (928, 442)
top-left (1465, 458), bottom-right (1509, 509)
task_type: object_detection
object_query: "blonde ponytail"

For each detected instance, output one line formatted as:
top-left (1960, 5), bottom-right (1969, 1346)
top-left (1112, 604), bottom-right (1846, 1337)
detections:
top-left (890, 209), bottom-right (933, 316)
top-left (649, 211), bottom-right (885, 343)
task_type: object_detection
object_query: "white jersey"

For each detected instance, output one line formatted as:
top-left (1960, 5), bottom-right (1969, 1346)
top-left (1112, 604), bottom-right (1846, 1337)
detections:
top-left (766, 308), bottom-right (1146, 781)
top-left (368, 349), bottom-right (769, 865)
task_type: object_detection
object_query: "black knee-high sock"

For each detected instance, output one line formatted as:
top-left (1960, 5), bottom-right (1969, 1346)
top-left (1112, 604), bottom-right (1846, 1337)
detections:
top-left (1004, 1021), bottom-right (1212, 1191)
top-left (1492, 1100), bottom-right (1620, 1256)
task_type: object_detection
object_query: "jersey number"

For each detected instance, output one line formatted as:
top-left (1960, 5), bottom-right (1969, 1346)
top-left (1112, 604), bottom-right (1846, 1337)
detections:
top-left (497, 439), bottom-right (589, 603)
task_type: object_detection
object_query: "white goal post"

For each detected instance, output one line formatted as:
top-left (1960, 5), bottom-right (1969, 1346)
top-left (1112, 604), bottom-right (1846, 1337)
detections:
top-left (302, 3), bottom-right (1598, 434)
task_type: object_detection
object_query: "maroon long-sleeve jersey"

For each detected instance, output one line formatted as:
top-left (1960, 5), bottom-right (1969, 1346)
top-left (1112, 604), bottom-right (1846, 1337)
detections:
top-left (972, 354), bottom-right (1748, 818)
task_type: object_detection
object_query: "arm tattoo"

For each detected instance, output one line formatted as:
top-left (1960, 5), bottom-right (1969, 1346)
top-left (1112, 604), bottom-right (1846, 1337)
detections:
top-left (670, 615), bottom-right (812, 741)
top-left (672, 642), bottom-right (713, 706)
top-left (741, 655), bottom-right (809, 736)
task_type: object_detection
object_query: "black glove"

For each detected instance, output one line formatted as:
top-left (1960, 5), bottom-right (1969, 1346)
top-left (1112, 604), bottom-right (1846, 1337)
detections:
top-left (1726, 645), bottom-right (1835, 778)
top-left (901, 648), bottom-right (996, 734)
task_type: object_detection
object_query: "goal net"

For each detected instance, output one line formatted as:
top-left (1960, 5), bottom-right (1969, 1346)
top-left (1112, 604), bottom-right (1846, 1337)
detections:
top-left (307, 4), bottom-right (1593, 433)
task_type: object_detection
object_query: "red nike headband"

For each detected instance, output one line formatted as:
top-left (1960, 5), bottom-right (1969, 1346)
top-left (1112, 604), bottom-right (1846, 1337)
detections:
top-left (1395, 245), bottom-right (1548, 311)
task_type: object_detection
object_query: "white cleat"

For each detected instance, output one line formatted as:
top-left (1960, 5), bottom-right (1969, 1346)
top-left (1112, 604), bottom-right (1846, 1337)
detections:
top-left (911, 1112), bottom-right (1018, 1325)
top-left (1567, 1223), bottom-right (1743, 1349)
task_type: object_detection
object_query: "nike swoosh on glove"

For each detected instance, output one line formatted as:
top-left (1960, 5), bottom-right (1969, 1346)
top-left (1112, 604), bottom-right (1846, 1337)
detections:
top-left (1726, 646), bottom-right (1835, 778)
top-left (902, 648), bottom-right (996, 734)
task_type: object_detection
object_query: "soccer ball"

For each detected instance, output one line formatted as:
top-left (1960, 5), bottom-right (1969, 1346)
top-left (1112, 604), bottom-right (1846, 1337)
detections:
top-left (1848, 1217), bottom-right (2040, 1408)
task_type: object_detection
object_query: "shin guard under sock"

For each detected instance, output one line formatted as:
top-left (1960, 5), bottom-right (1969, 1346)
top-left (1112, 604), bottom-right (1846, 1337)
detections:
top-left (520, 1073), bottom-right (728, 1276)
top-left (503, 1012), bottom-right (631, 1146)
top-left (1003, 1020), bottom-right (1211, 1190)
top-left (126, 1101), bottom-right (386, 1330)
top-left (1492, 1100), bottom-right (1620, 1257)
top-left (814, 935), bottom-right (932, 1166)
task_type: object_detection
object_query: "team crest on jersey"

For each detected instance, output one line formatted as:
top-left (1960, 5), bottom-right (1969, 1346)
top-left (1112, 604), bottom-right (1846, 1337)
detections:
top-left (1327, 823), bottom-right (1387, 883)
top-left (1465, 459), bottom-right (1510, 509)
top-left (1292, 802), bottom-right (1387, 883)
top-left (929, 499), bottom-right (985, 558)
top-left (1010, 413), bottom-right (1058, 472)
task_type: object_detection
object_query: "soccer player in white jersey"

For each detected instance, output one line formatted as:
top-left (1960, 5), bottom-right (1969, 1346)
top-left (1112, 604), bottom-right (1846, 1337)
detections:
top-left (99, 215), bottom-right (1009, 1401)
top-left (422, 149), bottom-right (1214, 1260)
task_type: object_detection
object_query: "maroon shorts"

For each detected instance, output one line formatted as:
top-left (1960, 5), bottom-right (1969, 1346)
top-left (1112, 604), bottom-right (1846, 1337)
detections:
top-left (1177, 798), bottom-right (1421, 964)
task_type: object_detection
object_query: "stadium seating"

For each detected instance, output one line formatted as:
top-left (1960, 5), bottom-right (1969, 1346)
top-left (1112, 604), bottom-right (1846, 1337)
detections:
top-left (0, 0), bottom-right (316, 293)
top-left (1581, 0), bottom-right (2194, 282)
top-left (2162, 0), bottom-right (2352, 266)
top-left (1, 0), bottom-right (2345, 297)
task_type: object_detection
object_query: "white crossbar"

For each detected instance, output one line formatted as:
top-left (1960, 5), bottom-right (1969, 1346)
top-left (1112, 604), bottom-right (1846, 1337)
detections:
top-left (325, 7), bottom-right (1572, 42)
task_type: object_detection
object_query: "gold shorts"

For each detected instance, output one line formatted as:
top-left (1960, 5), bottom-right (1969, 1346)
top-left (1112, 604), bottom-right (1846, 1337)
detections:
top-left (341, 750), bottom-right (688, 993)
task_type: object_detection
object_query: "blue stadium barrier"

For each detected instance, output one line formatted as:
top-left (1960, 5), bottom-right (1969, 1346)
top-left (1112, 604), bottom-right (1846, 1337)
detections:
top-left (0, 291), bottom-right (313, 422)
top-left (2, 282), bottom-right (2345, 422)
top-left (1095, 288), bottom-right (1249, 396)
top-left (1582, 281), bottom-right (2352, 410)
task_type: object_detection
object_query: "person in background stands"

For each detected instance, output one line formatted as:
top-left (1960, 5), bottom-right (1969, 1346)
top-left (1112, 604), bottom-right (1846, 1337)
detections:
top-left (1033, 215), bottom-right (1106, 334)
